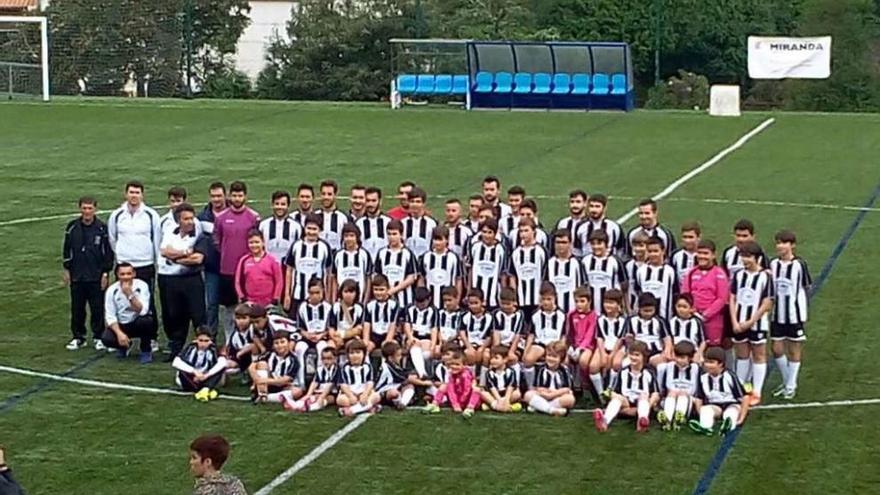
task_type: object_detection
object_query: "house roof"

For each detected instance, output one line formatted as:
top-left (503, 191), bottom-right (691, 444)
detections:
top-left (0, 0), bottom-right (38, 10)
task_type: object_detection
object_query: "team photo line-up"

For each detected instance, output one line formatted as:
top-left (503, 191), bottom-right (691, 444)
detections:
top-left (62, 175), bottom-right (810, 434)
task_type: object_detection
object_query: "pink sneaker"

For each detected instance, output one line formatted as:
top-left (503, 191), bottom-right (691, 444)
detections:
top-left (637, 416), bottom-right (650, 433)
top-left (593, 409), bottom-right (608, 432)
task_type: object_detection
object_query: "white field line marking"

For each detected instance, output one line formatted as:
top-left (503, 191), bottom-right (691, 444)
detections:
top-left (253, 413), bottom-right (372, 495)
top-left (615, 117), bottom-right (776, 224)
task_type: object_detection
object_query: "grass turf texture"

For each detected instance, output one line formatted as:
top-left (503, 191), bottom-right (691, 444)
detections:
top-left (0, 100), bottom-right (878, 494)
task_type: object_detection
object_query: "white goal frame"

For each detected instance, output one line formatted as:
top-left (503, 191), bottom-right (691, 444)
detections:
top-left (0, 15), bottom-right (49, 101)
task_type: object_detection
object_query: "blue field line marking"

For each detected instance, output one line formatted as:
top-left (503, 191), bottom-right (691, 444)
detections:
top-left (691, 182), bottom-right (880, 495)
top-left (0, 353), bottom-right (104, 413)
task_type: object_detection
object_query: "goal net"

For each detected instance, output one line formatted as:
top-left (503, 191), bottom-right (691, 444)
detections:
top-left (0, 16), bottom-right (48, 101)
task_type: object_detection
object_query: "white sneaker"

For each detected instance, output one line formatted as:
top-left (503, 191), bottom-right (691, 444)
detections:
top-left (151, 339), bottom-right (159, 353)
top-left (94, 340), bottom-right (107, 352)
top-left (65, 339), bottom-right (84, 351)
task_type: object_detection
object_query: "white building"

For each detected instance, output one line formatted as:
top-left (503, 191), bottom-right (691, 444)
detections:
top-left (235, 0), bottom-right (295, 82)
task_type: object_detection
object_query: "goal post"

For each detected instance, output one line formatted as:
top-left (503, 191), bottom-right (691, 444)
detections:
top-left (0, 15), bottom-right (49, 101)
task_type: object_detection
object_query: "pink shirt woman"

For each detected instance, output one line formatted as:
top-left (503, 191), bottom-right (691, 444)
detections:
top-left (682, 247), bottom-right (730, 345)
top-left (234, 230), bottom-right (283, 306)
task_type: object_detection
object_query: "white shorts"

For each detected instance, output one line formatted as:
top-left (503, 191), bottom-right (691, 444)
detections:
top-left (376, 382), bottom-right (402, 395)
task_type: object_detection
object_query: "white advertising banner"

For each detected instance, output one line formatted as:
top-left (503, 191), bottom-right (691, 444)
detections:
top-left (748, 36), bottom-right (831, 79)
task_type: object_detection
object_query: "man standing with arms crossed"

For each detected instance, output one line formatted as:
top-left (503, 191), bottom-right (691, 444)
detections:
top-left (63, 196), bottom-right (114, 351)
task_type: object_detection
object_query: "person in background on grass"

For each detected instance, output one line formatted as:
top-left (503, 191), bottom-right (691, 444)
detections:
top-left (173, 327), bottom-right (227, 402)
top-left (499, 185), bottom-right (525, 237)
top-left (671, 221), bottom-right (701, 284)
top-left (387, 180), bottom-right (415, 221)
top-left (523, 340), bottom-right (575, 417)
top-left (355, 186), bottom-right (391, 260)
top-left (108, 180), bottom-right (161, 354)
top-left (722, 219), bottom-right (769, 278)
top-left (576, 193), bottom-right (626, 258)
top-left (101, 262), bottom-right (154, 363)
top-left (423, 348), bottom-right (482, 418)
top-left (480, 345), bottom-right (523, 413)
top-left (198, 182), bottom-right (227, 336)
top-left (64, 195), bottom-right (114, 351)
top-left (234, 230), bottom-right (283, 307)
top-left (349, 184), bottom-right (367, 220)
top-left (159, 186), bottom-right (201, 239)
top-left (466, 194), bottom-right (484, 233)
top-left (770, 229), bottom-right (811, 400)
top-left (316, 179), bottom-right (350, 252)
top-left (626, 198), bottom-right (676, 260)
top-left (442, 198), bottom-right (473, 259)
top-left (481, 175), bottom-right (512, 219)
top-left (554, 189), bottom-right (588, 256)
top-left (337, 339), bottom-right (381, 416)
top-left (259, 190), bottom-right (301, 267)
top-left (594, 340), bottom-right (659, 432)
top-left (214, 181), bottom-right (260, 344)
top-left (189, 435), bottom-right (247, 495)
top-left (689, 346), bottom-right (750, 436)
top-left (682, 240), bottom-right (729, 348)
top-left (291, 183), bottom-right (315, 226)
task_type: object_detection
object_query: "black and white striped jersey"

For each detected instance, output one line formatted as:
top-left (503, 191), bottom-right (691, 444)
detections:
top-left (509, 243), bottom-right (548, 307)
top-left (533, 365), bottom-right (572, 390)
top-left (731, 269), bottom-right (775, 331)
top-left (507, 227), bottom-right (549, 251)
top-left (492, 308), bottom-right (527, 347)
top-left (259, 216), bottom-right (302, 265)
top-left (355, 214), bottom-right (392, 260)
top-left (722, 244), bottom-right (769, 278)
top-left (420, 250), bottom-right (463, 308)
top-left (290, 209), bottom-right (314, 227)
top-left (312, 364), bottom-right (340, 387)
top-left (663, 363), bottom-right (700, 395)
top-left (437, 308), bottom-right (464, 342)
top-left (582, 253), bottom-right (627, 314)
top-left (596, 314), bottom-right (627, 351)
top-left (177, 343), bottom-right (221, 373)
top-left (486, 367), bottom-right (519, 393)
top-left (468, 240), bottom-right (508, 307)
top-left (374, 246), bottom-right (418, 307)
top-left (670, 248), bottom-right (696, 285)
top-left (402, 215), bottom-right (438, 258)
top-left (316, 209), bottom-right (350, 252)
top-left (668, 315), bottom-right (705, 347)
top-left (555, 216), bottom-right (585, 256)
top-left (626, 315), bottom-right (669, 354)
top-left (770, 257), bottom-right (811, 325)
top-left (297, 301), bottom-right (332, 334)
top-left (406, 304), bottom-right (437, 339)
top-left (446, 223), bottom-right (473, 259)
top-left (624, 259), bottom-right (644, 312)
top-left (530, 309), bottom-right (567, 346)
top-left (328, 302), bottom-right (365, 337)
top-left (634, 263), bottom-right (679, 319)
top-left (285, 239), bottom-right (333, 301)
top-left (460, 311), bottom-right (493, 345)
top-left (375, 359), bottom-right (414, 391)
top-left (576, 218), bottom-right (627, 258)
top-left (340, 362), bottom-right (373, 393)
top-left (365, 298), bottom-right (401, 336)
top-left (613, 366), bottom-right (659, 402)
top-left (696, 369), bottom-right (745, 406)
top-left (432, 361), bottom-right (448, 383)
top-left (627, 224), bottom-right (677, 259)
top-left (228, 327), bottom-right (254, 357)
top-left (546, 256), bottom-right (586, 315)
top-left (499, 214), bottom-right (519, 238)
top-left (332, 247), bottom-right (372, 300)
top-left (264, 352), bottom-right (301, 387)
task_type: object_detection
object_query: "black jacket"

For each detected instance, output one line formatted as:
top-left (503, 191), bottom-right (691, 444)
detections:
top-left (62, 217), bottom-right (114, 282)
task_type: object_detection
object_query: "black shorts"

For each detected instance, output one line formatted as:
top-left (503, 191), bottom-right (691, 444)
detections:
top-left (370, 333), bottom-right (389, 350)
top-left (771, 323), bottom-right (806, 342)
top-left (218, 275), bottom-right (238, 307)
top-left (731, 328), bottom-right (768, 345)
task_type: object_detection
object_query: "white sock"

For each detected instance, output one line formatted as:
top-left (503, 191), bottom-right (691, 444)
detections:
top-left (722, 406), bottom-right (739, 431)
top-left (290, 398), bottom-right (306, 409)
top-left (426, 385), bottom-right (438, 397)
top-left (752, 362), bottom-right (767, 395)
top-left (674, 395), bottom-right (691, 416)
top-left (662, 397), bottom-right (676, 419)
top-left (735, 359), bottom-right (751, 384)
top-left (528, 395), bottom-right (553, 414)
top-left (294, 341), bottom-right (308, 387)
top-left (786, 361), bottom-right (801, 392)
top-left (725, 349), bottom-right (736, 371)
top-left (608, 370), bottom-right (619, 390)
top-left (410, 346), bottom-right (427, 378)
top-left (399, 387), bottom-right (415, 407)
top-left (636, 398), bottom-right (650, 419)
top-left (265, 392), bottom-right (285, 403)
top-left (775, 355), bottom-right (789, 387)
top-left (604, 398), bottom-right (622, 424)
top-left (349, 402), bottom-right (372, 414)
top-left (308, 398), bottom-right (326, 411)
top-left (479, 366), bottom-right (488, 387)
top-left (220, 306), bottom-right (234, 345)
top-left (699, 405), bottom-right (715, 430)
top-left (590, 373), bottom-right (604, 394)
top-left (549, 398), bottom-right (561, 408)
top-left (522, 366), bottom-right (535, 389)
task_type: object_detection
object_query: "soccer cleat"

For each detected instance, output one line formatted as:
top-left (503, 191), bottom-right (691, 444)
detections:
top-left (637, 416), bottom-right (650, 433)
top-left (657, 411), bottom-right (671, 431)
top-left (370, 404), bottom-right (383, 414)
top-left (93, 340), bottom-right (107, 352)
top-left (194, 388), bottom-right (210, 402)
top-left (749, 393), bottom-right (762, 407)
top-left (782, 389), bottom-right (797, 400)
top-left (480, 403), bottom-right (490, 412)
top-left (510, 403), bottom-right (523, 413)
top-left (208, 389), bottom-right (219, 401)
top-left (743, 382), bottom-right (754, 395)
top-left (150, 339), bottom-right (160, 353)
top-left (600, 388), bottom-right (612, 401)
top-left (66, 339), bottom-right (85, 351)
top-left (116, 347), bottom-right (128, 360)
top-left (772, 384), bottom-right (786, 397)
top-left (526, 406), bottom-right (536, 414)
top-left (139, 351), bottom-right (153, 365)
top-left (720, 417), bottom-right (734, 435)
top-left (673, 411), bottom-right (686, 431)
top-left (423, 403), bottom-right (440, 414)
top-left (462, 408), bottom-right (474, 419)
top-left (688, 420), bottom-right (714, 437)
top-left (550, 408), bottom-right (567, 417)
top-left (593, 409), bottom-right (608, 433)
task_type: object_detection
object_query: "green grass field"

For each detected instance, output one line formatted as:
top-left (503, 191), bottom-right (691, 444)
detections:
top-left (0, 99), bottom-right (878, 495)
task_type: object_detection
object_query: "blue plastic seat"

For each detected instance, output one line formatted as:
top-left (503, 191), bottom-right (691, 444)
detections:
top-left (551, 73), bottom-right (571, 94)
top-left (434, 74), bottom-right (453, 94)
top-left (452, 74), bottom-right (468, 95)
top-left (493, 72), bottom-right (514, 93)
top-left (533, 73), bottom-right (552, 94)
top-left (397, 74), bottom-right (417, 94)
top-left (474, 71), bottom-right (494, 93)
top-left (513, 72), bottom-right (532, 94)
top-left (610, 73), bottom-right (627, 95)
top-left (591, 73), bottom-right (610, 95)
top-left (415, 75), bottom-right (435, 94)
top-left (571, 73), bottom-right (590, 95)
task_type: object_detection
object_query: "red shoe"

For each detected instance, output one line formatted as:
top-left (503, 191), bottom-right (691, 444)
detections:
top-left (593, 409), bottom-right (608, 432)
top-left (637, 416), bottom-right (650, 433)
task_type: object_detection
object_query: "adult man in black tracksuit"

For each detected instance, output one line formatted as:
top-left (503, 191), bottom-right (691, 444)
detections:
top-left (63, 196), bottom-right (114, 351)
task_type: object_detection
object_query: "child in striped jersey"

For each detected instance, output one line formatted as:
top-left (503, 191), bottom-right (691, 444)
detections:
top-left (435, 286), bottom-right (463, 356)
top-left (595, 289), bottom-right (628, 397)
top-left (173, 328), bottom-right (228, 401)
top-left (480, 345), bottom-right (523, 413)
top-left (364, 274), bottom-right (402, 354)
top-left (294, 278), bottom-right (334, 385)
top-left (459, 288), bottom-right (493, 370)
top-left (424, 348), bottom-right (482, 418)
top-left (522, 283), bottom-right (567, 388)
top-left (492, 288), bottom-right (527, 366)
top-left (404, 287), bottom-right (437, 379)
top-left (770, 230), bottom-right (811, 400)
top-left (594, 341), bottom-right (659, 432)
top-left (624, 232), bottom-right (649, 314)
top-left (337, 339), bottom-right (381, 416)
top-left (249, 331), bottom-right (304, 404)
top-left (523, 341), bottom-right (575, 416)
top-left (282, 347), bottom-right (338, 413)
top-left (420, 225), bottom-right (464, 309)
top-left (657, 342), bottom-right (701, 431)
top-left (670, 221), bottom-right (701, 285)
top-left (225, 304), bottom-right (256, 379)
top-left (425, 341), bottom-right (460, 405)
top-left (375, 341), bottom-right (417, 410)
top-left (689, 347), bottom-right (750, 436)
top-left (634, 236), bottom-right (679, 320)
top-left (567, 287), bottom-right (602, 397)
top-left (668, 293), bottom-right (706, 363)
top-left (627, 293), bottom-right (673, 371)
top-left (327, 280), bottom-right (365, 351)
top-left (374, 220), bottom-right (418, 308)
top-left (329, 223), bottom-right (372, 303)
